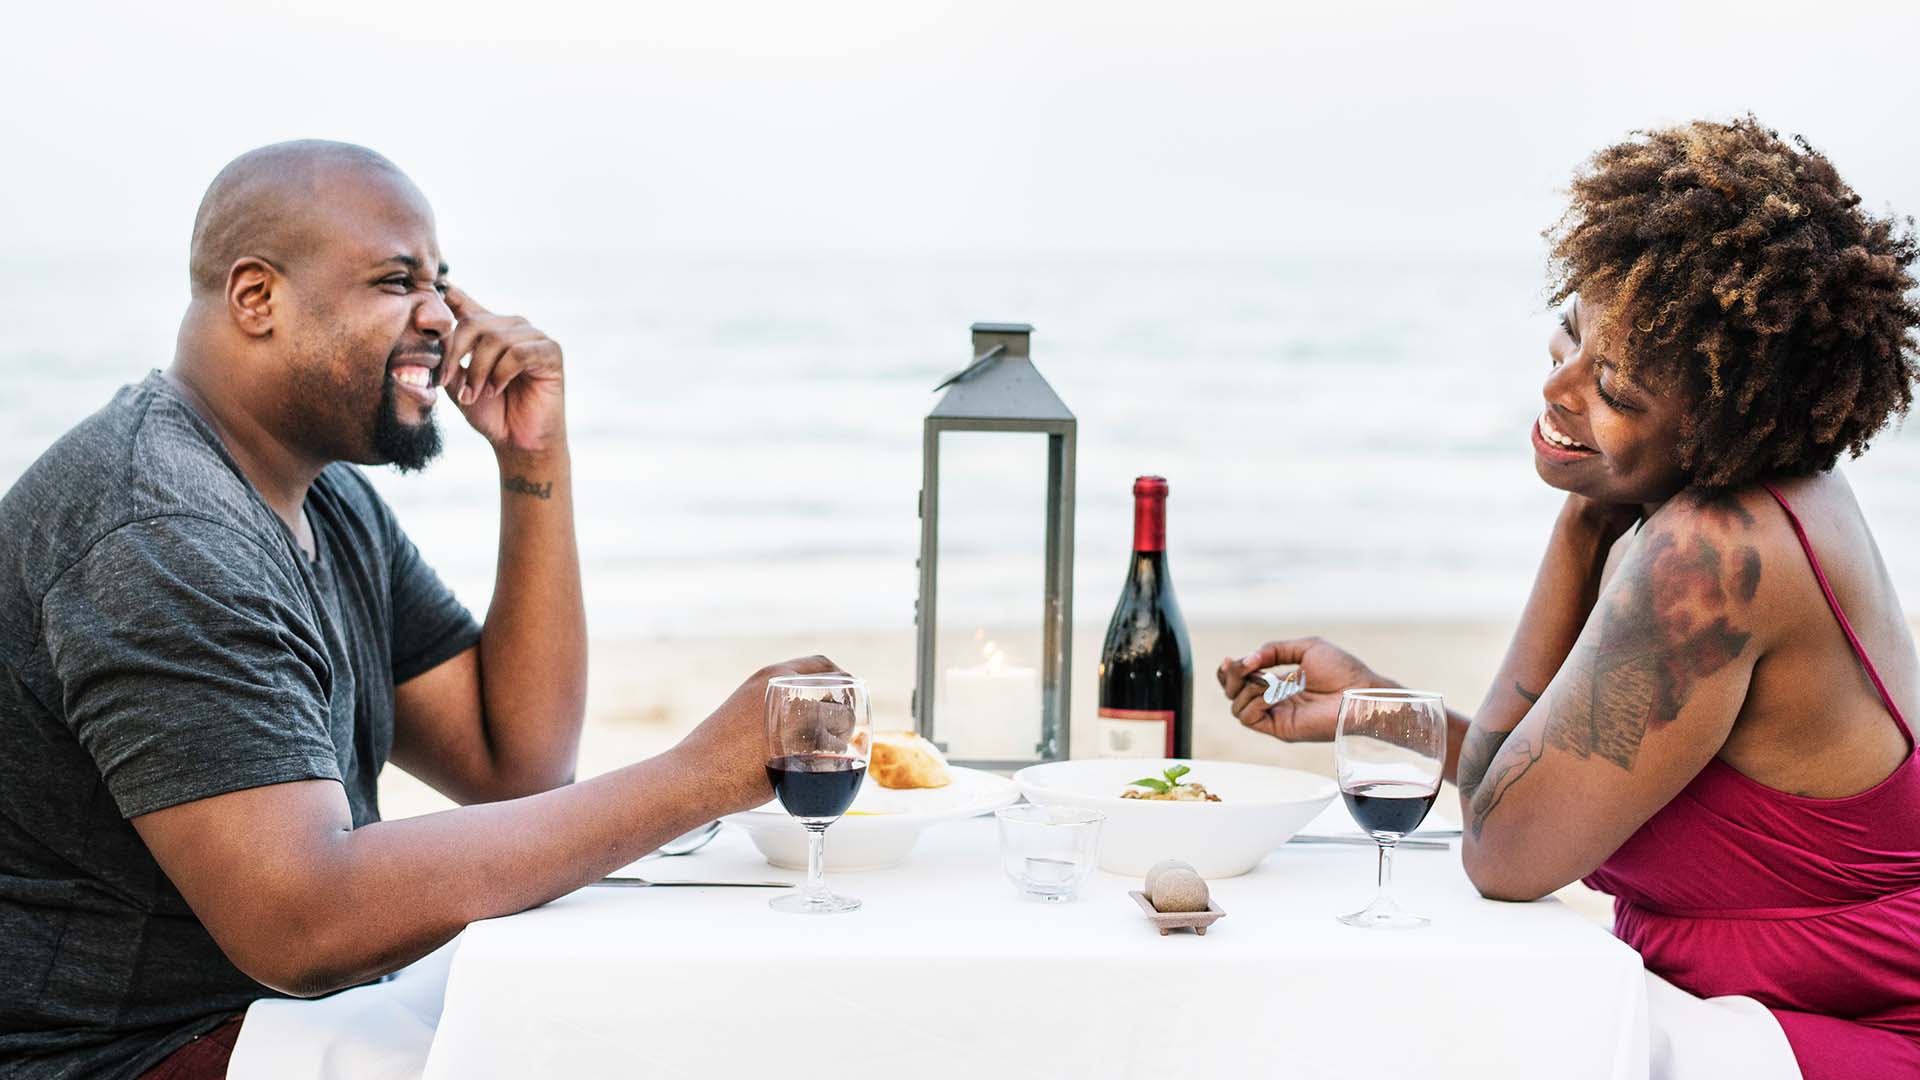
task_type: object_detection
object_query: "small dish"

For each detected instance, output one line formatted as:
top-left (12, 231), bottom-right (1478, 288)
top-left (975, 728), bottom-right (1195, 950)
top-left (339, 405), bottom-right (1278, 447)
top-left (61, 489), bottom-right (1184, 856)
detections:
top-left (1129, 890), bottom-right (1227, 936)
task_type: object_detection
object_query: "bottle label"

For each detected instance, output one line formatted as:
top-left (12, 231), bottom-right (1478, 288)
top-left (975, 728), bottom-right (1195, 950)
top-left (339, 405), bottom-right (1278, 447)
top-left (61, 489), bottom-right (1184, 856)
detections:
top-left (1096, 708), bottom-right (1176, 758)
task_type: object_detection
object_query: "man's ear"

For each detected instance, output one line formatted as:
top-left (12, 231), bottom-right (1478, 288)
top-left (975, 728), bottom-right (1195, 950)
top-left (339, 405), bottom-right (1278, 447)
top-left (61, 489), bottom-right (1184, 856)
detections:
top-left (226, 257), bottom-right (281, 338)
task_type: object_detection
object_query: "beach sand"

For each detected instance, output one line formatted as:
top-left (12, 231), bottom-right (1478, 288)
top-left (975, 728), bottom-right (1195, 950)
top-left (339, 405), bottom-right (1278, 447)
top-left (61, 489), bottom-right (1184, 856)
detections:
top-left (380, 619), bottom-right (1520, 810)
top-left (377, 617), bottom-right (1634, 921)
top-left (373, 612), bottom-right (1920, 922)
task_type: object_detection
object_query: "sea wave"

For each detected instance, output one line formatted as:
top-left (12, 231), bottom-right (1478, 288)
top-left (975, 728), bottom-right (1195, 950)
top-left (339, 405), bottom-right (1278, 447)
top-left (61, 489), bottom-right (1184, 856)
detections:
top-left (4, 253), bottom-right (1915, 637)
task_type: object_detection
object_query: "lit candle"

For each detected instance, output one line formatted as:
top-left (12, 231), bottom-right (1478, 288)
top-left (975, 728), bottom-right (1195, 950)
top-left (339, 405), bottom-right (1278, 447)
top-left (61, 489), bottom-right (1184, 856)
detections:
top-left (940, 638), bottom-right (1041, 761)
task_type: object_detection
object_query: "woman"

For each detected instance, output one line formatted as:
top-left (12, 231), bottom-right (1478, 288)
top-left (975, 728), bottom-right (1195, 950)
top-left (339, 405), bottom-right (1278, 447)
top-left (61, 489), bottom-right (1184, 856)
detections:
top-left (1220, 117), bottom-right (1919, 1080)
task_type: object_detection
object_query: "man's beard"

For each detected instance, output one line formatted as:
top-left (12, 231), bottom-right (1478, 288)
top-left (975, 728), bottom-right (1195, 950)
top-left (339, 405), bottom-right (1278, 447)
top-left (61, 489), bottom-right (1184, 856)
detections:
top-left (371, 376), bottom-right (443, 473)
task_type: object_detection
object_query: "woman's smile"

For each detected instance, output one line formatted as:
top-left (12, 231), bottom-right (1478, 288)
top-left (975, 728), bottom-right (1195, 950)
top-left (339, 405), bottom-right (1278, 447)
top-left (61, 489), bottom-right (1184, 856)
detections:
top-left (1532, 408), bottom-right (1599, 465)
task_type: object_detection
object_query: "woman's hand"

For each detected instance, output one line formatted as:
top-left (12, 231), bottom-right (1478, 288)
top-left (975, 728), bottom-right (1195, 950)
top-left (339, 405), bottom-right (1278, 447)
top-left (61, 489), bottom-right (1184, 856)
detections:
top-left (1216, 637), bottom-right (1389, 742)
top-left (1563, 493), bottom-right (1642, 548)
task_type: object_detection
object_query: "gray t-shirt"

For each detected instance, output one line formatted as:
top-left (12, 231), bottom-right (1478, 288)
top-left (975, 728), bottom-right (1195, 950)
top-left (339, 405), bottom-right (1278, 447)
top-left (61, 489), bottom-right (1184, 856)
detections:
top-left (0, 373), bottom-right (480, 1079)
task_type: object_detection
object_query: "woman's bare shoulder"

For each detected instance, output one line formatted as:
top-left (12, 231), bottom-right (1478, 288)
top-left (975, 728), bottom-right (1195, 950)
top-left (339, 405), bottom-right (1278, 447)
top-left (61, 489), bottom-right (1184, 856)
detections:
top-left (1636, 484), bottom-right (1829, 651)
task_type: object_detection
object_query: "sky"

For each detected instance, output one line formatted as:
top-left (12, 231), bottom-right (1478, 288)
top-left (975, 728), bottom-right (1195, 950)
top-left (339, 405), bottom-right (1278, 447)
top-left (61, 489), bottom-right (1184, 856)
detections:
top-left (4, 0), bottom-right (1920, 645)
top-left (5, 0), bottom-right (1918, 263)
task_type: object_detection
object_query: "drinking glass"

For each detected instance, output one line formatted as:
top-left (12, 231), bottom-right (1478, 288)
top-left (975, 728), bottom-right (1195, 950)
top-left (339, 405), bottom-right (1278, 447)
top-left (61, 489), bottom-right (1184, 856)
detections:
top-left (995, 804), bottom-right (1104, 901)
top-left (1334, 688), bottom-right (1446, 929)
top-left (765, 674), bottom-right (871, 914)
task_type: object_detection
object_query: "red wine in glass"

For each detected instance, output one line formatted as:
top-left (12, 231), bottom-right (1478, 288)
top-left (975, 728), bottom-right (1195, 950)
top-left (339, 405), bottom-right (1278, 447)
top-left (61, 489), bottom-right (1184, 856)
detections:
top-left (1343, 781), bottom-right (1438, 836)
top-left (767, 754), bottom-right (867, 823)
top-left (766, 674), bottom-right (870, 915)
top-left (1334, 688), bottom-right (1447, 929)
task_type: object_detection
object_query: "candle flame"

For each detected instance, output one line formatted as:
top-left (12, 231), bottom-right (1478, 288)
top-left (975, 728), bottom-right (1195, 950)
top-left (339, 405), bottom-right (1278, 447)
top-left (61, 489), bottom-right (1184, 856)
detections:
top-left (975, 631), bottom-right (1015, 672)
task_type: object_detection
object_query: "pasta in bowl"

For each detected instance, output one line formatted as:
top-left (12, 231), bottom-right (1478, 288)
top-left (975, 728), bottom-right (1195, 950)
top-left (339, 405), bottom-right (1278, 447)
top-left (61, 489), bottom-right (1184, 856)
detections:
top-left (1012, 758), bottom-right (1337, 877)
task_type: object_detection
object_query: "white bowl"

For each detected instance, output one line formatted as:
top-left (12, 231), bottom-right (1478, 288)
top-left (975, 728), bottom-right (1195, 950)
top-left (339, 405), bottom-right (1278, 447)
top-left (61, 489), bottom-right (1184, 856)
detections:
top-left (726, 765), bottom-right (1019, 871)
top-left (1011, 758), bottom-right (1338, 878)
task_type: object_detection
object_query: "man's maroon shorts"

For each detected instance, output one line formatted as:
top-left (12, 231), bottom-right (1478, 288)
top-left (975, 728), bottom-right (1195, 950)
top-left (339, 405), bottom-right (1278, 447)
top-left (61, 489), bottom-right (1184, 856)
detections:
top-left (138, 1014), bottom-right (245, 1080)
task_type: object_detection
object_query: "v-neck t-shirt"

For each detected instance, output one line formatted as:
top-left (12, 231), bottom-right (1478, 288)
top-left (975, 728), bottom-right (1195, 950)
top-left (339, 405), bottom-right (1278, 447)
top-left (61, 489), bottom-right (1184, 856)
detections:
top-left (0, 372), bottom-right (480, 1079)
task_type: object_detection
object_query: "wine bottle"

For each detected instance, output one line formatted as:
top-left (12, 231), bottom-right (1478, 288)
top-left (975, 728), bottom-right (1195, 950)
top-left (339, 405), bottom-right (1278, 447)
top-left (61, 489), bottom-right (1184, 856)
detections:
top-left (1097, 476), bottom-right (1193, 759)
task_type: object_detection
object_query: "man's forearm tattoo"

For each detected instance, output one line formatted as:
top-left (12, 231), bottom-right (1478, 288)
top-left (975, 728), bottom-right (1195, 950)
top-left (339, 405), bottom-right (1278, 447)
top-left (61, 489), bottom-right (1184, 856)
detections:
top-left (1514, 682), bottom-right (1542, 705)
top-left (1465, 505), bottom-right (1760, 838)
top-left (502, 474), bottom-right (553, 500)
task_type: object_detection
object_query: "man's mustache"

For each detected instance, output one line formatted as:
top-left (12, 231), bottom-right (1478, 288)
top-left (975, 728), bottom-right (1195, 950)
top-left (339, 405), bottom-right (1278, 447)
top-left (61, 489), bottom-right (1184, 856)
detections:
top-left (387, 342), bottom-right (444, 367)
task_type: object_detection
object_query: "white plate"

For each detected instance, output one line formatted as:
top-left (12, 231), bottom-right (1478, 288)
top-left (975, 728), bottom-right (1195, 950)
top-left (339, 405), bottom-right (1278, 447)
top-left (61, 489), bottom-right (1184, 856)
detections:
top-left (726, 765), bottom-right (1019, 871)
top-left (1013, 758), bottom-right (1338, 878)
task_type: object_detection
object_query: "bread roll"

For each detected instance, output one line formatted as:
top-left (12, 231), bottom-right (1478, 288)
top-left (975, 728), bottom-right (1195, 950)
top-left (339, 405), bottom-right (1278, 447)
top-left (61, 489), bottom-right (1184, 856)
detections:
top-left (868, 731), bottom-right (951, 790)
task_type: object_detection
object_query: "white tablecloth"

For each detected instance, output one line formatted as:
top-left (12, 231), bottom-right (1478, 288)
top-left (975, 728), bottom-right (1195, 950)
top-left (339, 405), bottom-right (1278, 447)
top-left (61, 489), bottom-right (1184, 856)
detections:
top-left (421, 806), bottom-right (1652, 1080)
top-left (228, 939), bottom-right (458, 1080)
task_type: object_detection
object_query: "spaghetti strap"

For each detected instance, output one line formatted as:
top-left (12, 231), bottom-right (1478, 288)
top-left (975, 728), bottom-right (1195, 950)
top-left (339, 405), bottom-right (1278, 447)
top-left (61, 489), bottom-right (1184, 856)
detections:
top-left (1760, 482), bottom-right (1911, 738)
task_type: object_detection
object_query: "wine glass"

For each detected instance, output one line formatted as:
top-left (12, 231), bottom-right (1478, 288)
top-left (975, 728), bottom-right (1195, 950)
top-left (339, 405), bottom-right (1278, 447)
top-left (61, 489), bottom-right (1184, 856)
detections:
top-left (1334, 688), bottom-right (1446, 929)
top-left (765, 674), bottom-right (871, 914)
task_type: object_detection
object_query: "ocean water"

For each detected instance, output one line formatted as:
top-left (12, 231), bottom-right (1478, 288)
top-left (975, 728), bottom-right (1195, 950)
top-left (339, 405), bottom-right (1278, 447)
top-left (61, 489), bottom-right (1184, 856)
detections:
top-left (4, 253), bottom-right (1917, 642)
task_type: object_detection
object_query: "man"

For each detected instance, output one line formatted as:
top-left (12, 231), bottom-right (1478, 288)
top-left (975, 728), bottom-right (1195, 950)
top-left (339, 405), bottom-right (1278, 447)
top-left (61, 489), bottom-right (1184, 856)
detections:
top-left (0, 140), bottom-right (831, 1078)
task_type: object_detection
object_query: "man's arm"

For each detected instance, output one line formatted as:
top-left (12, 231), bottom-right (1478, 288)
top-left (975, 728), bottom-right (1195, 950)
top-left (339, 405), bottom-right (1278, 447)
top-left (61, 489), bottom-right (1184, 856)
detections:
top-left (389, 286), bottom-right (587, 804)
top-left (133, 656), bottom-right (835, 997)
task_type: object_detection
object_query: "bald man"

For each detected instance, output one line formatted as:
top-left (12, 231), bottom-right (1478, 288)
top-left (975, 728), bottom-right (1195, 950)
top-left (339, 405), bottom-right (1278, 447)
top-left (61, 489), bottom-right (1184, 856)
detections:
top-left (0, 141), bottom-right (835, 1078)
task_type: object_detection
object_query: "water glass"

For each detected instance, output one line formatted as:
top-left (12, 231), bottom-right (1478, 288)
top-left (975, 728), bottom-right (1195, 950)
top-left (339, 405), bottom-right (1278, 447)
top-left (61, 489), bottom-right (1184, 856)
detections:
top-left (995, 804), bottom-right (1104, 902)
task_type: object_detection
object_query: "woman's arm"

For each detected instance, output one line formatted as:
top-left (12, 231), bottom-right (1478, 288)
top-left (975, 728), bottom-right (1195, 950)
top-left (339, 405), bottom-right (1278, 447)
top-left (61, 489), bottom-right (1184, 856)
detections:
top-left (1223, 491), bottom-right (1775, 901)
top-left (1220, 495), bottom-right (1634, 785)
top-left (1458, 492), bottom-right (1776, 900)
top-left (1454, 497), bottom-right (1635, 794)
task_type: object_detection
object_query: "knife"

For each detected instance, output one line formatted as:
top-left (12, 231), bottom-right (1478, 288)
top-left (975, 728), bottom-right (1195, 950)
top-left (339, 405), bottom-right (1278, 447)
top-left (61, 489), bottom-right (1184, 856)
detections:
top-left (593, 876), bottom-right (795, 888)
top-left (1288, 835), bottom-right (1451, 850)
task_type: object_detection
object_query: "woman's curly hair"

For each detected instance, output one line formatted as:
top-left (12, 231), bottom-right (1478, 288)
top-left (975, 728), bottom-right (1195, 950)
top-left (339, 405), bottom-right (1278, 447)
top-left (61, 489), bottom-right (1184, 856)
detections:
top-left (1546, 116), bottom-right (1920, 491)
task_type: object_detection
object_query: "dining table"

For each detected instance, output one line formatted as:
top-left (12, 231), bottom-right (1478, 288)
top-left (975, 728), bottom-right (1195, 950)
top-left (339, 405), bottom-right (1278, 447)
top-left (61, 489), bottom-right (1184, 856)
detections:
top-left (416, 802), bottom-right (1651, 1079)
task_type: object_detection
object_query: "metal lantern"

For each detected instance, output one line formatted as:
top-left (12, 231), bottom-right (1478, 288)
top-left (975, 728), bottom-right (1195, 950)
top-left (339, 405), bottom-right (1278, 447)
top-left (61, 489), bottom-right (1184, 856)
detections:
top-left (914, 322), bottom-right (1076, 770)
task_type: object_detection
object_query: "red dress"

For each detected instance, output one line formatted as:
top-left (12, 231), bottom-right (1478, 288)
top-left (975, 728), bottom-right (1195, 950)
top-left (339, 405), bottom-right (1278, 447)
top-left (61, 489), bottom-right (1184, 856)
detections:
top-left (1584, 484), bottom-right (1920, 1080)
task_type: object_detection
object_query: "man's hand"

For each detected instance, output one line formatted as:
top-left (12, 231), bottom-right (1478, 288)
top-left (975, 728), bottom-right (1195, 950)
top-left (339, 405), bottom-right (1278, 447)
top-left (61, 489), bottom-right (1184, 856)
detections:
top-left (674, 656), bottom-right (845, 814)
top-left (442, 285), bottom-right (565, 456)
top-left (1217, 637), bottom-right (1387, 742)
